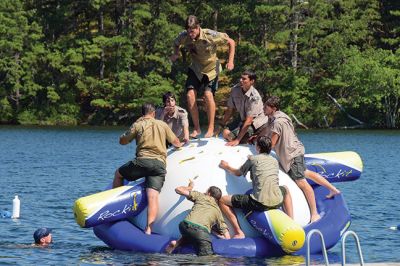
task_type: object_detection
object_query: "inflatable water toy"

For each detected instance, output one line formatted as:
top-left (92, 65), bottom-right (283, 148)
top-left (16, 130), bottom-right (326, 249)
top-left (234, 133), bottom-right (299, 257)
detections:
top-left (74, 137), bottom-right (362, 257)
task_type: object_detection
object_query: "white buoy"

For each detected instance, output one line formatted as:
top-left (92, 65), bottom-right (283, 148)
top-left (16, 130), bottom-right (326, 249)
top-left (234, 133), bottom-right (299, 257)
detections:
top-left (12, 195), bottom-right (20, 219)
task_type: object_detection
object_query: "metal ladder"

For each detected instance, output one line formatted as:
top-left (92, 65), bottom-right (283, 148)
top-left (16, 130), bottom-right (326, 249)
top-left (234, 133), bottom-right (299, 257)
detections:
top-left (306, 229), bottom-right (364, 266)
top-left (306, 229), bottom-right (330, 266)
top-left (341, 230), bottom-right (364, 266)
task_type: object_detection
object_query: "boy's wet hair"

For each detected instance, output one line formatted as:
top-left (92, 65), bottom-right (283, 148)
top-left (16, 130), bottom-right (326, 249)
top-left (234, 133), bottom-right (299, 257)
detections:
top-left (257, 136), bottom-right (272, 154)
top-left (208, 186), bottom-right (222, 201)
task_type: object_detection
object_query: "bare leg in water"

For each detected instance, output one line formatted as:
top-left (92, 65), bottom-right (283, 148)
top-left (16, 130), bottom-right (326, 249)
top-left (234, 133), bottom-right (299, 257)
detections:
top-left (166, 239), bottom-right (182, 254)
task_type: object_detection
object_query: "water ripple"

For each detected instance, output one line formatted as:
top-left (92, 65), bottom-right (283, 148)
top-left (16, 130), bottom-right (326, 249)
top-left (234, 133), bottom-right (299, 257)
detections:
top-left (1, 127), bottom-right (400, 264)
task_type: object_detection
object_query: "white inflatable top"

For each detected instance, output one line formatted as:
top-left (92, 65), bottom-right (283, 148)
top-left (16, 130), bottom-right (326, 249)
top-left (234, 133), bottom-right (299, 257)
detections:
top-left (132, 137), bottom-right (310, 238)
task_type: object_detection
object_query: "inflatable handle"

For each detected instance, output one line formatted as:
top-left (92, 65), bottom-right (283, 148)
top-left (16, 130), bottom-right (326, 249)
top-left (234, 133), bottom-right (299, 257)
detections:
top-left (305, 151), bottom-right (363, 183)
top-left (73, 182), bottom-right (147, 228)
top-left (246, 209), bottom-right (305, 253)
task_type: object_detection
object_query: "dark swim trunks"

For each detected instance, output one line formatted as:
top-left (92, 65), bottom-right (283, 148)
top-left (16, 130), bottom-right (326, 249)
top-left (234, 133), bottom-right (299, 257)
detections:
top-left (118, 158), bottom-right (166, 192)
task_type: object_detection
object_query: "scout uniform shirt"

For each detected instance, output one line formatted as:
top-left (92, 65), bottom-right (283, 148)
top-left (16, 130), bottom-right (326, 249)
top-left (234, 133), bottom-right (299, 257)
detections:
top-left (227, 84), bottom-right (268, 130)
top-left (155, 106), bottom-right (188, 142)
top-left (184, 191), bottom-right (228, 234)
top-left (122, 117), bottom-right (177, 165)
top-left (239, 154), bottom-right (283, 207)
top-left (174, 28), bottom-right (230, 81)
top-left (269, 111), bottom-right (305, 173)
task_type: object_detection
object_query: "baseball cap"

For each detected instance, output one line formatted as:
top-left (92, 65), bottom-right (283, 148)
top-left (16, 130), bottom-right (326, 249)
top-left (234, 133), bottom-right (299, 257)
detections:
top-left (33, 227), bottom-right (52, 244)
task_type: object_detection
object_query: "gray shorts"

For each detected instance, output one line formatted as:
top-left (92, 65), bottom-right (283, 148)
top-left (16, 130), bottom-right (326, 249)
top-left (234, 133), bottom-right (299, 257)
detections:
top-left (118, 158), bottom-right (166, 192)
top-left (288, 155), bottom-right (306, 181)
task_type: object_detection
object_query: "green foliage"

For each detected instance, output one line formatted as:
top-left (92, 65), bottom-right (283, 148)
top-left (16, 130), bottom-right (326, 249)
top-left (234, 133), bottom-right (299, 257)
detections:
top-left (17, 109), bottom-right (38, 125)
top-left (337, 47), bottom-right (400, 128)
top-left (0, 0), bottom-right (398, 128)
top-left (0, 97), bottom-right (13, 122)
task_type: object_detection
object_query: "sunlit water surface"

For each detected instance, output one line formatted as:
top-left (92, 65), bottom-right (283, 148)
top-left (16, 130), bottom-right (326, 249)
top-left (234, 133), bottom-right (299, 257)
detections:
top-left (0, 126), bottom-right (399, 265)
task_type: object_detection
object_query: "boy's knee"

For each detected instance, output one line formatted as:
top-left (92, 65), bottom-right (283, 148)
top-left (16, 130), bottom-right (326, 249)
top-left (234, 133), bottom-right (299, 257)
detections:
top-left (222, 129), bottom-right (231, 139)
top-left (203, 91), bottom-right (214, 100)
top-left (220, 195), bottom-right (231, 205)
top-left (114, 169), bottom-right (123, 179)
top-left (186, 88), bottom-right (196, 97)
top-left (296, 179), bottom-right (311, 189)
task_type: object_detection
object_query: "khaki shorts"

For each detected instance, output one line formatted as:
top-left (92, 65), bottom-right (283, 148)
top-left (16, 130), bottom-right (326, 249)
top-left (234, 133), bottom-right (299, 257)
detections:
top-left (118, 158), bottom-right (166, 192)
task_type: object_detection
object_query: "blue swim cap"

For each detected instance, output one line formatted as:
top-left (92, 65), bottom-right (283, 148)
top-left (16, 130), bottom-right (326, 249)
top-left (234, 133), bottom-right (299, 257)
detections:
top-left (33, 227), bottom-right (52, 244)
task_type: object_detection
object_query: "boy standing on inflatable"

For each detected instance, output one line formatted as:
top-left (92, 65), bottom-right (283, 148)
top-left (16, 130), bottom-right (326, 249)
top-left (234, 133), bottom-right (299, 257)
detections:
top-left (218, 136), bottom-right (293, 239)
top-left (170, 15), bottom-right (235, 138)
top-left (113, 103), bottom-right (182, 235)
top-left (263, 96), bottom-right (324, 222)
top-left (166, 180), bottom-right (230, 255)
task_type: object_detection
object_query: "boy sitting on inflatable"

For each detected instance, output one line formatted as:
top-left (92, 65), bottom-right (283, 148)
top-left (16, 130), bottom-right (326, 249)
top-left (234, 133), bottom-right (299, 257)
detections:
top-left (219, 136), bottom-right (293, 239)
top-left (166, 181), bottom-right (230, 255)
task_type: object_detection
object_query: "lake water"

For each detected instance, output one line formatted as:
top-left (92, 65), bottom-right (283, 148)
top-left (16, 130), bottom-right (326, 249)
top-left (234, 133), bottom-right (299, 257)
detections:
top-left (0, 126), bottom-right (399, 265)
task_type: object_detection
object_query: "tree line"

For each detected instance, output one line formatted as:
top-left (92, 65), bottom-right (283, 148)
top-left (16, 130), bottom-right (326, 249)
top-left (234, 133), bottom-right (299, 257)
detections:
top-left (0, 0), bottom-right (399, 128)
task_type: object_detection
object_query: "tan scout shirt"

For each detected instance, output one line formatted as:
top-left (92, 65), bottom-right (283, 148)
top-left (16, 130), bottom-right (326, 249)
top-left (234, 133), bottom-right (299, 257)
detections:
top-left (269, 111), bottom-right (305, 173)
top-left (184, 191), bottom-right (228, 234)
top-left (122, 117), bottom-right (177, 165)
top-left (155, 106), bottom-right (188, 141)
top-left (239, 154), bottom-right (283, 207)
top-left (174, 28), bottom-right (230, 81)
top-left (227, 84), bottom-right (268, 129)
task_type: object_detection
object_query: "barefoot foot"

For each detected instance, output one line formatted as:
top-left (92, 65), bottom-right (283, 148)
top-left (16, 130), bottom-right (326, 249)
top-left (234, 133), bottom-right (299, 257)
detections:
top-left (310, 213), bottom-right (321, 223)
top-left (326, 189), bottom-right (341, 199)
top-left (232, 233), bottom-right (245, 239)
top-left (190, 130), bottom-right (201, 139)
top-left (204, 130), bottom-right (214, 138)
top-left (165, 240), bottom-right (177, 254)
top-left (144, 226), bottom-right (151, 235)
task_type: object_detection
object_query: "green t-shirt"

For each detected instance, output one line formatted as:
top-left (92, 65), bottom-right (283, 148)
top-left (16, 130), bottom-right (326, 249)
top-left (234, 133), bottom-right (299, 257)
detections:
top-left (122, 117), bottom-right (177, 165)
top-left (184, 191), bottom-right (228, 234)
top-left (240, 153), bottom-right (283, 207)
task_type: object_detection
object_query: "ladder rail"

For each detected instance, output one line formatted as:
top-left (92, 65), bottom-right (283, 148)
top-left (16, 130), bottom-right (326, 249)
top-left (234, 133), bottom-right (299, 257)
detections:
top-left (341, 230), bottom-right (364, 266)
top-left (306, 229), bottom-right (330, 266)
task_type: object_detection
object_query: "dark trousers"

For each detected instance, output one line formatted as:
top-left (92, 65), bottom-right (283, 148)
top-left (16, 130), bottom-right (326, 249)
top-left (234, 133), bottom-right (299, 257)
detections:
top-left (179, 221), bottom-right (213, 256)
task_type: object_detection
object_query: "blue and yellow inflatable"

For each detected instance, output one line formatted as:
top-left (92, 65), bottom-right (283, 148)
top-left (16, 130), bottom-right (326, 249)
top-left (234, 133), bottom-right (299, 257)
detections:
top-left (73, 138), bottom-right (362, 257)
